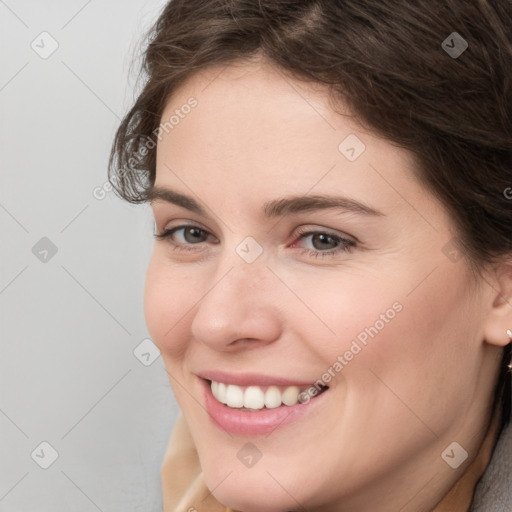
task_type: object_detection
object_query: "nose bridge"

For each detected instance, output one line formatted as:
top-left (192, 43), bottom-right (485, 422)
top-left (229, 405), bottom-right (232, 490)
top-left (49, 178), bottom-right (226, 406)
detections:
top-left (203, 255), bottom-right (273, 315)
top-left (230, 254), bottom-right (270, 291)
top-left (190, 254), bottom-right (281, 349)
top-left (211, 233), bottom-right (273, 297)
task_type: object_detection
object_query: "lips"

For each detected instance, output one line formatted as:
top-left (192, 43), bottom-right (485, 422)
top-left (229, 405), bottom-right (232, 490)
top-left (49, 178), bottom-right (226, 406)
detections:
top-left (198, 371), bottom-right (329, 435)
top-left (198, 370), bottom-right (319, 388)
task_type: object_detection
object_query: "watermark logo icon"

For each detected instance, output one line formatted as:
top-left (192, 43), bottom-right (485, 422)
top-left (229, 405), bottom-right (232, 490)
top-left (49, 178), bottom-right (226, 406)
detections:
top-left (338, 134), bottom-right (366, 162)
top-left (133, 338), bottom-right (161, 366)
top-left (32, 237), bottom-right (58, 263)
top-left (442, 32), bottom-right (468, 59)
top-left (31, 441), bottom-right (59, 469)
top-left (441, 237), bottom-right (463, 263)
top-left (237, 442), bottom-right (262, 468)
top-left (31, 32), bottom-right (59, 59)
top-left (441, 441), bottom-right (468, 468)
top-left (236, 236), bottom-right (263, 264)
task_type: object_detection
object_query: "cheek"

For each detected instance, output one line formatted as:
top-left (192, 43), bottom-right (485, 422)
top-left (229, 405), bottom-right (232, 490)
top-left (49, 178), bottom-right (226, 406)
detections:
top-left (341, 264), bottom-right (476, 426)
top-left (143, 255), bottom-right (193, 356)
top-left (285, 268), bottom-right (406, 362)
top-left (291, 264), bottom-right (474, 409)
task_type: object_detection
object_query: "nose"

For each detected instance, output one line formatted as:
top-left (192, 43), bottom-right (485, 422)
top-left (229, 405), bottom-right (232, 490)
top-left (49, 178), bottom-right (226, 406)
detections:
top-left (190, 261), bottom-right (282, 351)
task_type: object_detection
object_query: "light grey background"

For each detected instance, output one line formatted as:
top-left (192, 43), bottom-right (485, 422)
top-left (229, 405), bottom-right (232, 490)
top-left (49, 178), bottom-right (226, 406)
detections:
top-left (0, 1), bottom-right (179, 510)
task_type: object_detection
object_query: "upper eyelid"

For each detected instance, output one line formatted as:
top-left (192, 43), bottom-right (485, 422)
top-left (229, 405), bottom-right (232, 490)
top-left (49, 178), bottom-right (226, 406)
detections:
top-left (295, 225), bottom-right (352, 237)
top-left (156, 219), bottom-right (214, 233)
top-left (156, 222), bottom-right (349, 235)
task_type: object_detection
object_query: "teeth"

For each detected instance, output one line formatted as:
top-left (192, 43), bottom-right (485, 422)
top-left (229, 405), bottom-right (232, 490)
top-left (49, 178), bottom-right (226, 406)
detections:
top-left (264, 386), bottom-right (282, 409)
top-left (244, 386), bottom-right (265, 409)
top-left (217, 382), bottom-right (227, 404)
top-left (226, 384), bottom-right (244, 408)
top-left (210, 380), bottom-right (309, 410)
top-left (282, 386), bottom-right (300, 406)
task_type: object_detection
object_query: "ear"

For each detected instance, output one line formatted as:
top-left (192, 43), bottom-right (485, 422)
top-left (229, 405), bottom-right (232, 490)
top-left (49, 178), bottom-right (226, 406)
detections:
top-left (482, 260), bottom-right (512, 347)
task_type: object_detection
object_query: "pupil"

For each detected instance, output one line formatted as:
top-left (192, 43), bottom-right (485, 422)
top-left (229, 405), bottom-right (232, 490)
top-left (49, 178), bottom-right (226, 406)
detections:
top-left (185, 227), bottom-right (205, 243)
top-left (313, 233), bottom-right (336, 250)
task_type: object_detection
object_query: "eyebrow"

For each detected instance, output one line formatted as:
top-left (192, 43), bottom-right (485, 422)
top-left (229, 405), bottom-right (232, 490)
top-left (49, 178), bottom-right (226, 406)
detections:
top-left (146, 185), bottom-right (384, 218)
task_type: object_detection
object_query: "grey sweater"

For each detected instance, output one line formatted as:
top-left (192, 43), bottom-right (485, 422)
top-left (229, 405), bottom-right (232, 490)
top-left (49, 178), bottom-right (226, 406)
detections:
top-left (470, 420), bottom-right (512, 511)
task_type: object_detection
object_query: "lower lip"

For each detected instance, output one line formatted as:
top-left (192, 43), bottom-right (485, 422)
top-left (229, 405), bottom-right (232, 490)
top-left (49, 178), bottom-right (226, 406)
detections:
top-left (202, 379), bottom-right (328, 436)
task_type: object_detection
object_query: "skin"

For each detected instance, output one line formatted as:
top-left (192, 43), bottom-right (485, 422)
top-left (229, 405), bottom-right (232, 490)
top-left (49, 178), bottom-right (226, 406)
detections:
top-left (144, 57), bottom-right (512, 512)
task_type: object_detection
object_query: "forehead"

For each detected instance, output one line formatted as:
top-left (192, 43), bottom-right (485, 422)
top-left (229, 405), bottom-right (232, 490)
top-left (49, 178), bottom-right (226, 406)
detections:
top-left (159, 58), bottom-right (365, 159)
top-left (155, 58), bottom-right (437, 223)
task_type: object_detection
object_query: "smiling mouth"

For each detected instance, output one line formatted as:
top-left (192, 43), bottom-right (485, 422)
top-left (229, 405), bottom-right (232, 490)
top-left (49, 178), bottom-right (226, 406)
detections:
top-left (208, 379), bottom-right (329, 411)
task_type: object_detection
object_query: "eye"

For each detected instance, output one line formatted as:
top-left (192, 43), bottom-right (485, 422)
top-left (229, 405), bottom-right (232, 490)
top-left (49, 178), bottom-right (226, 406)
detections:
top-left (304, 233), bottom-right (339, 250)
top-left (291, 227), bottom-right (355, 256)
top-left (173, 226), bottom-right (209, 244)
top-left (154, 223), bottom-right (355, 258)
top-left (154, 224), bottom-right (216, 247)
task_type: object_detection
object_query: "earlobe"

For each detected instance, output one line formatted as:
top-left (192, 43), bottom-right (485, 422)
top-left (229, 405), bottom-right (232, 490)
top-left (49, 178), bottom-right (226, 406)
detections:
top-left (484, 324), bottom-right (512, 348)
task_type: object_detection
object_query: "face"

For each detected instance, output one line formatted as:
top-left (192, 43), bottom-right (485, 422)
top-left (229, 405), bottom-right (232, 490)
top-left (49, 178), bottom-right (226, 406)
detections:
top-left (144, 58), bottom-right (500, 512)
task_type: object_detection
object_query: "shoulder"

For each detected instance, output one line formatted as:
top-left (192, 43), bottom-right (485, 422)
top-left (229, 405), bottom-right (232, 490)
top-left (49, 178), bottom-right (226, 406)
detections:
top-left (471, 420), bottom-right (512, 512)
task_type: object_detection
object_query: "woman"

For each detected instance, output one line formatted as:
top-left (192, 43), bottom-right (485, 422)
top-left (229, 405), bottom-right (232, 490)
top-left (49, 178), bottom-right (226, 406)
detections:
top-left (109, 1), bottom-right (512, 510)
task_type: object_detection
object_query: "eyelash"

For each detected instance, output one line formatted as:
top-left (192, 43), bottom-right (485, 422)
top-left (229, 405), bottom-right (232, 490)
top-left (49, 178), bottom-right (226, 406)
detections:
top-left (153, 224), bottom-right (356, 257)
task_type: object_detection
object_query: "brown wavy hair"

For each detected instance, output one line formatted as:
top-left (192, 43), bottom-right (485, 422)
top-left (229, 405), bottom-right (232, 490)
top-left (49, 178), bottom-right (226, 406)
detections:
top-left (109, 0), bottom-right (512, 426)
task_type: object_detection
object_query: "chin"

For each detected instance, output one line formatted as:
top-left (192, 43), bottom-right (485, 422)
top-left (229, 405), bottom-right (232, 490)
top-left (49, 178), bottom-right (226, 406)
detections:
top-left (211, 486), bottom-right (296, 512)
top-left (201, 457), bottom-right (308, 512)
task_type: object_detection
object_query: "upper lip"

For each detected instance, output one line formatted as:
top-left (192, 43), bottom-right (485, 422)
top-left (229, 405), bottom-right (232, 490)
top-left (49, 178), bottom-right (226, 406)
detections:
top-left (198, 370), bottom-right (320, 388)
